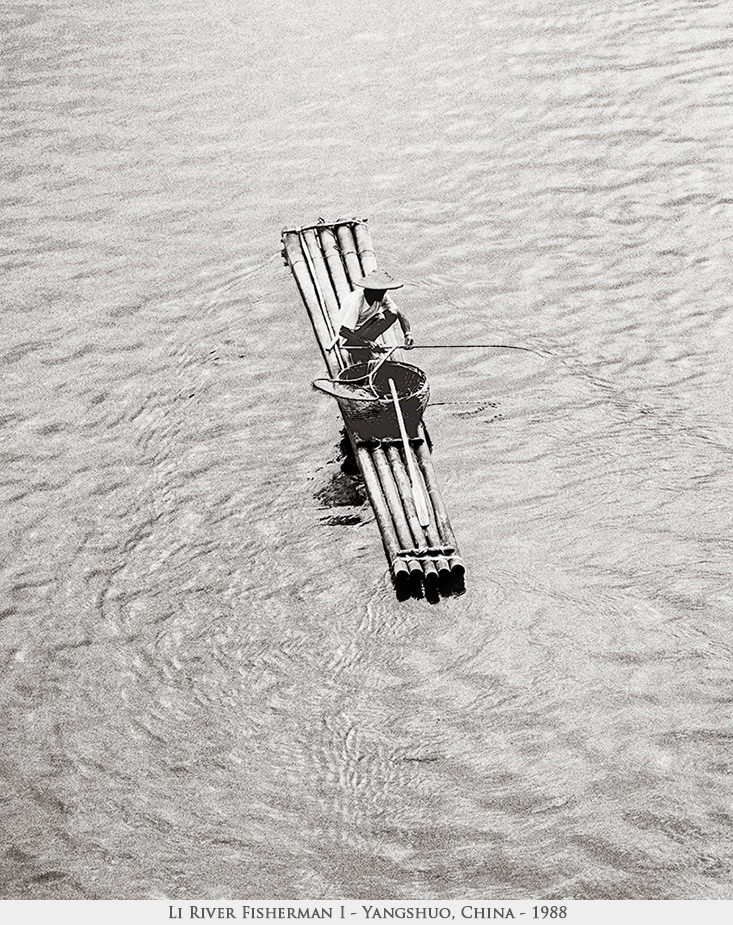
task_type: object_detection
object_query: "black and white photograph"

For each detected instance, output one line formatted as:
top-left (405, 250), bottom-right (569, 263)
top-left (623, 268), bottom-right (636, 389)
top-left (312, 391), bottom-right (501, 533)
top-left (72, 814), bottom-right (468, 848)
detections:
top-left (1, 0), bottom-right (731, 914)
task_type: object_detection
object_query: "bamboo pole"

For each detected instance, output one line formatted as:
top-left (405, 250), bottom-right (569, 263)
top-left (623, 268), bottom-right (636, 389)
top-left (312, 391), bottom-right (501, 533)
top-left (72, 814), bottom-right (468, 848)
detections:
top-left (283, 232), bottom-right (340, 377)
top-left (302, 229), bottom-right (340, 331)
top-left (385, 446), bottom-right (440, 586)
top-left (416, 440), bottom-right (451, 578)
top-left (353, 221), bottom-right (377, 274)
top-left (335, 225), bottom-right (363, 287)
top-left (356, 447), bottom-right (409, 584)
top-left (414, 441), bottom-right (465, 577)
top-left (318, 227), bottom-right (351, 303)
top-left (388, 378), bottom-right (431, 527)
top-left (372, 448), bottom-right (423, 580)
top-left (283, 231), bottom-right (317, 303)
top-left (300, 230), bottom-right (346, 365)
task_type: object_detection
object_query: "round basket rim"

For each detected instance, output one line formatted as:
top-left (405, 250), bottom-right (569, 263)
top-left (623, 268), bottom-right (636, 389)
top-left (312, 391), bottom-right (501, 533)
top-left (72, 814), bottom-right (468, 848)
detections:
top-left (338, 359), bottom-right (427, 379)
top-left (337, 361), bottom-right (428, 404)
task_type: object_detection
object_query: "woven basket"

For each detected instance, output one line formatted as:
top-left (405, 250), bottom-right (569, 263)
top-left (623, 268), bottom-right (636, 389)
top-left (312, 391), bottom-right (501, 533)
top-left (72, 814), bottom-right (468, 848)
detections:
top-left (336, 361), bottom-right (429, 439)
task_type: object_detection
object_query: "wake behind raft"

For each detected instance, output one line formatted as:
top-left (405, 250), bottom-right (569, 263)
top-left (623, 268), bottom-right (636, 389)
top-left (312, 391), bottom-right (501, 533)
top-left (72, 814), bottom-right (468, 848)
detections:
top-left (280, 218), bottom-right (464, 588)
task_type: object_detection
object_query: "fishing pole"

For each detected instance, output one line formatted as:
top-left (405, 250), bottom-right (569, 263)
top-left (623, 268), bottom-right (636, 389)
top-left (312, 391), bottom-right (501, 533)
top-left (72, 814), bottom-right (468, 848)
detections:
top-left (409, 343), bottom-right (550, 356)
top-left (312, 342), bottom-right (549, 399)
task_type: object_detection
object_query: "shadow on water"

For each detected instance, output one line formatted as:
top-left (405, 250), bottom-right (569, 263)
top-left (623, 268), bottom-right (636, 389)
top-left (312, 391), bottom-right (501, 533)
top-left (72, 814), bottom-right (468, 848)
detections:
top-left (315, 432), bottom-right (366, 525)
top-left (395, 571), bottom-right (467, 604)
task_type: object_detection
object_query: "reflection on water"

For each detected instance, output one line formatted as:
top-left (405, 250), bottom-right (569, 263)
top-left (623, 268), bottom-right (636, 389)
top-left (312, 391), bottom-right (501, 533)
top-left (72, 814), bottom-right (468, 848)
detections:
top-left (1, 0), bottom-right (732, 901)
top-left (315, 437), bottom-right (367, 525)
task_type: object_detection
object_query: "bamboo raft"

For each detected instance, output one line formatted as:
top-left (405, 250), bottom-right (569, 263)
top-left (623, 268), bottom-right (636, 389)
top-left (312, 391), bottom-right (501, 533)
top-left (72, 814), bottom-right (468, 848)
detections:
top-left (281, 218), bottom-right (464, 587)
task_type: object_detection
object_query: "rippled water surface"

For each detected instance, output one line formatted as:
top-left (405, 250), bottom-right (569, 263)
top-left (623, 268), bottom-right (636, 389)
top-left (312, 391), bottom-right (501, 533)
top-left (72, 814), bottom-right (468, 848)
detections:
top-left (1, 0), bottom-right (732, 901)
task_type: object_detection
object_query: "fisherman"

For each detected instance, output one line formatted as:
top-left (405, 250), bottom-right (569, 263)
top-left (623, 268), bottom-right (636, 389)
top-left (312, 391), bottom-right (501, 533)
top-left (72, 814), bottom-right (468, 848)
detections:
top-left (333, 268), bottom-right (413, 361)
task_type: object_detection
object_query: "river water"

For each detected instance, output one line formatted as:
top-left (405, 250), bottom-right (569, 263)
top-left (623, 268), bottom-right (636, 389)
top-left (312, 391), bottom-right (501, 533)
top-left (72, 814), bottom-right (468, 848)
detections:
top-left (1, 0), bottom-right (732, 901)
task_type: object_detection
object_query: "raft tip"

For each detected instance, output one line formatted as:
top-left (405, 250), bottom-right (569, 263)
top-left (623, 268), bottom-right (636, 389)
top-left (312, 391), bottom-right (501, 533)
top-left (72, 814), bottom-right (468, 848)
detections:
top-left (407, 559), bottom-right (424, 581)
top-left (436, 558), bottom-right (452, 580)
top-left (449, 556), bottom-right (465, 578)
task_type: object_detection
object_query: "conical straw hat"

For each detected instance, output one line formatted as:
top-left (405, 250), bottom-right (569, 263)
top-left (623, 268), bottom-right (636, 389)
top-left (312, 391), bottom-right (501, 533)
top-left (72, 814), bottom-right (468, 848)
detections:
top-left (352, 268), bottom-right (404, 290)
